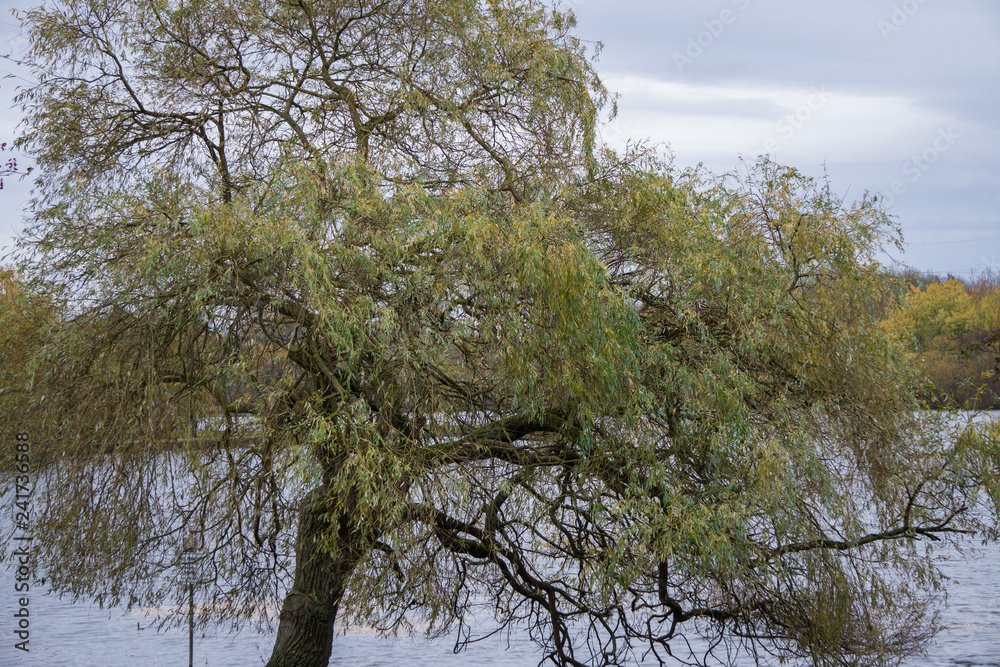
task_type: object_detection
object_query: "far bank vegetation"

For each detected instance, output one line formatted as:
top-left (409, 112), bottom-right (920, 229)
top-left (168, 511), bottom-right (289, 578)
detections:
top-left (882, 269), bottom-right (1000, 409)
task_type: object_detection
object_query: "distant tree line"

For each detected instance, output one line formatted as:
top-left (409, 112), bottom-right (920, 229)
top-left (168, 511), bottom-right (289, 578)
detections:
top-left (882, 268), bottom-right (1000, 409)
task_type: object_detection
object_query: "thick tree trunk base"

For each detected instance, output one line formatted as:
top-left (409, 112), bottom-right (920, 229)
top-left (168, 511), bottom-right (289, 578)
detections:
top-left (265, 487), bottom-right (361, 667)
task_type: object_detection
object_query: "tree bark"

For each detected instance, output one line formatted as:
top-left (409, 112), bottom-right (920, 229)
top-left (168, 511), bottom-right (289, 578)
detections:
top-left (265, 486), bottom-right (364, 667)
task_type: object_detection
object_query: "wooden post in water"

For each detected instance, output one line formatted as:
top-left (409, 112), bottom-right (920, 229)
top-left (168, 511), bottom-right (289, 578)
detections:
top-left (181, 531), bottom-right (199, 667)
top-left (188, 581), bottom-right (194, 667)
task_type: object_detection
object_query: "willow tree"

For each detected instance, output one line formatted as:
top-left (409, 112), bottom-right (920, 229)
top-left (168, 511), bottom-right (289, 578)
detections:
top-left (4, 1), bottom-right (1000, 666)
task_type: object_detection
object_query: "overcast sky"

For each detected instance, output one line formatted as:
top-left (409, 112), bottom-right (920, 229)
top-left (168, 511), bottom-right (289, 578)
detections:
top-left (2, 0), bottom-right (998, 276)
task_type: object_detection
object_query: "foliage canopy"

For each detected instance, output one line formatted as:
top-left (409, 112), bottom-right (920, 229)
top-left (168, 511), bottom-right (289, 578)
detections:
top-left (3, 1), bottom-right (1000, 666)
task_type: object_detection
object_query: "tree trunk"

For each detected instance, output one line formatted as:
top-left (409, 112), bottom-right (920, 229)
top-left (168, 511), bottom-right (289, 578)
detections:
top-left (265, 486), bottom-right (364, 667)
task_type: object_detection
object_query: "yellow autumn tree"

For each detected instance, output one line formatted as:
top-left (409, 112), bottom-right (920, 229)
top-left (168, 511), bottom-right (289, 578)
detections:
top-left (882, 277), bottom-right (1000, 407)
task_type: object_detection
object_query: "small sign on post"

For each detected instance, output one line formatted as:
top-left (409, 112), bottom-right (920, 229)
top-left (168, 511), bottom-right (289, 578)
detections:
top-left (180, 531), bottom-right (201, 667)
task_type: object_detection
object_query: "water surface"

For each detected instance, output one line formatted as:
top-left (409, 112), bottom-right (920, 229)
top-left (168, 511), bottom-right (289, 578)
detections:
top-left (2, 544), bottom-right (997, 666)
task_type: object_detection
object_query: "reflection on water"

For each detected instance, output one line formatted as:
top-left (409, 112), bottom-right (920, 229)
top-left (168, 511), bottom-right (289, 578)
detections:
top-left (2, 544), bottom-right (998, 666)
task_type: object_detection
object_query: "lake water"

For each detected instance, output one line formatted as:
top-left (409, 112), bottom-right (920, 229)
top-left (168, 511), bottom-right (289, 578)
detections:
top-left (2, 542), bottom-right (998, 666)
top-left (4, 413), bottom-right (999, 665)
